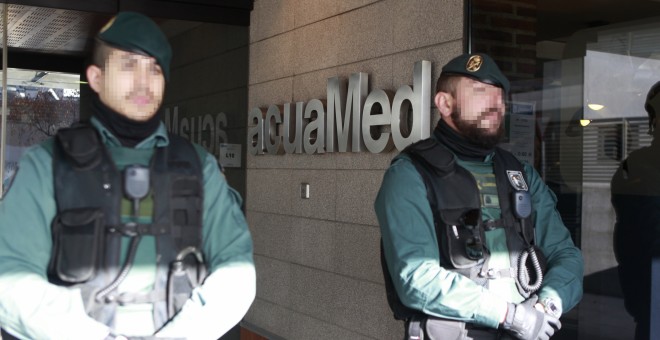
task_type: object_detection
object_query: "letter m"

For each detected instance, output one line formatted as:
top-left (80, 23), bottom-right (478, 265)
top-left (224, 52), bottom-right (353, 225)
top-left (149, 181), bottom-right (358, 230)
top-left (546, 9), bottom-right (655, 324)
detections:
top-left (326, 73), bottom-right (367, 152)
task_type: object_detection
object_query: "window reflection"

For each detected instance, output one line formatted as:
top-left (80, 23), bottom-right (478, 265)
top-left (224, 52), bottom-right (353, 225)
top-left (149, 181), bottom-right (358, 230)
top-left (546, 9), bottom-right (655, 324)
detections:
top-left (472, 2), bottom-right (660, 339)
top-left (2, 69), bottom-right (79, 188)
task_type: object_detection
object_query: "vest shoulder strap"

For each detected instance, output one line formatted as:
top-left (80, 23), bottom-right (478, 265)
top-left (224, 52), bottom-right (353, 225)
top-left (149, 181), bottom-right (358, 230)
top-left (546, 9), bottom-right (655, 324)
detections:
top-left (167, 133), bottom-right (204, 172)
top-left (403, 138), bottom-right (455, 177)
top-left (53, 123), bottom-right (120, 220)
top-left (55, 123), bottom-right (104, 170)
top-left (492, 147), bottom-right (535, 243)
top-left (152, 133), bottom-right (204, 250)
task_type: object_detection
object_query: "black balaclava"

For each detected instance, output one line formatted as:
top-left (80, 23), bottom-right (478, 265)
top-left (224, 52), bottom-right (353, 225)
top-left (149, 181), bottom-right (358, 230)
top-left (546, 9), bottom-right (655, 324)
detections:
top-left (92, 95), bottom-right (162, 147)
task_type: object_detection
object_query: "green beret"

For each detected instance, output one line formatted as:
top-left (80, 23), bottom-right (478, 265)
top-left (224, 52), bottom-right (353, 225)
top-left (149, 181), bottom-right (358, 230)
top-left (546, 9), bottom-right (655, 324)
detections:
top-left (97, 12), bottom-right (172, 81)
top-left (441, 53), bottom-right (510, 95)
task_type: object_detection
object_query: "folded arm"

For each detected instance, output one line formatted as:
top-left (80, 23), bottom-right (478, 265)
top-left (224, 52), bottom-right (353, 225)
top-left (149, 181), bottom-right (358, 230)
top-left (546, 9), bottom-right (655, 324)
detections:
top-left (0, 145), bottom-right (110, 339)
top-left (155, 152), bottom-right (255, 339)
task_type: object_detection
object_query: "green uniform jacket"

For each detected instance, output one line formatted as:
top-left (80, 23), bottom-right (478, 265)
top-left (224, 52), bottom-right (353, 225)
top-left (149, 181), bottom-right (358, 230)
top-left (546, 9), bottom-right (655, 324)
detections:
top-left (0, 119), bottom-right (256, 339)
top-left (375, 148), bottom-right (583, 329)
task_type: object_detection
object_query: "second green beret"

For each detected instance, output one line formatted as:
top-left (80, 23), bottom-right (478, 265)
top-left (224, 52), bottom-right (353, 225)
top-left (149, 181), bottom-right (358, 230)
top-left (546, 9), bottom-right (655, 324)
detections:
top-left (441, 53), bottom-right (510, 95)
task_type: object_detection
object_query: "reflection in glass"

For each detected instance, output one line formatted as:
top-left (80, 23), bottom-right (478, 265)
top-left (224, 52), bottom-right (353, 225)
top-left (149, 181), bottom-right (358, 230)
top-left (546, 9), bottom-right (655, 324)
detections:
top-left (2, 69), bottom-right (80, 190)
top-left (471, 2), bottom-right (660, 339)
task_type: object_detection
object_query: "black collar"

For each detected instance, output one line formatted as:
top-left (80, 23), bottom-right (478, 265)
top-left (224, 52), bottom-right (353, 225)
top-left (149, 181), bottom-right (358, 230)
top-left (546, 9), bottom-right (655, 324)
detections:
top-left (91, 96), bottom-right (162, 147)
top-left (434, 120), bottom-right (494, 162)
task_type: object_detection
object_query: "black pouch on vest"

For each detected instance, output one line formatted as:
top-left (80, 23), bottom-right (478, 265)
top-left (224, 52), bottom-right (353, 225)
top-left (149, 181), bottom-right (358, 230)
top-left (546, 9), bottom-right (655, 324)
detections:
top-left (49, 208), bottom-right (104, 283)
top-left (440, 208), bottom-right (486, 269)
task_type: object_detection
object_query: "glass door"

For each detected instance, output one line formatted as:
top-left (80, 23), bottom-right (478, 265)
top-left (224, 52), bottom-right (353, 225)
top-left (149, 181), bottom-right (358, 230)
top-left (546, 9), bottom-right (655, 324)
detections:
top-left (2, 68), bottom-right (80, 194)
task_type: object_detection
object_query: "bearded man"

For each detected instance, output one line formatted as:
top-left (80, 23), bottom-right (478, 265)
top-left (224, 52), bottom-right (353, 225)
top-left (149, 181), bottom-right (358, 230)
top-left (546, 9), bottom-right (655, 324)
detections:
top-left (375, 53), bottom-right (583, 340)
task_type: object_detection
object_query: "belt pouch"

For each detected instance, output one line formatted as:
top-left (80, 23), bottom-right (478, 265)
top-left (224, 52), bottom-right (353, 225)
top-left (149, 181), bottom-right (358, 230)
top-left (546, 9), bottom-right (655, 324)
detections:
top-left (440, 210), bottom-right (486, 269)
top-left (49, 208), bottom-right (104, 283)
top-left (423, 317), bottom-right (467, 340)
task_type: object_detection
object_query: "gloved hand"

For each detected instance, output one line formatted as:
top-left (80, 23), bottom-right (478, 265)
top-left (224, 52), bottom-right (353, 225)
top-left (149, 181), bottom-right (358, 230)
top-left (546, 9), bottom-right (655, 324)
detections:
top-left (501, 295), bottom-right (561, 340)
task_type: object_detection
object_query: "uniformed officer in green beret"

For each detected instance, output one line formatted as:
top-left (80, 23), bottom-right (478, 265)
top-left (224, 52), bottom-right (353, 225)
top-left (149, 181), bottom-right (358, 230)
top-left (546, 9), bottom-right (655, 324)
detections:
top-left (375, 53), bottom-right (583, 339)
top-left (0, 12), bottom-right (255, 339)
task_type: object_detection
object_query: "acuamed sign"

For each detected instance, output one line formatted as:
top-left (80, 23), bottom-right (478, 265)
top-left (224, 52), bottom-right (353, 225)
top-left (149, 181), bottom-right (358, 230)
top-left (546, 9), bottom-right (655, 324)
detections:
top-left (248, 60), bottom-right (432, 155)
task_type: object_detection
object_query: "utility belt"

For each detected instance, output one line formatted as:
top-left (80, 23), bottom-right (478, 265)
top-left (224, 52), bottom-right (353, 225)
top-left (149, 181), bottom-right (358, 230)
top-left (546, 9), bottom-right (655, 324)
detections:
top-left (404, 317), bottom-right (515, 340)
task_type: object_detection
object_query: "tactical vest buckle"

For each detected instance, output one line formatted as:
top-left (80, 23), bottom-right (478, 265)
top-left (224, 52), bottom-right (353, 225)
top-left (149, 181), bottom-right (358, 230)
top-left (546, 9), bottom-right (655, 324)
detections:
top-left (479, 267), bottom-right (515, 279)
top-left (121, 222), bottom-right (139, 237)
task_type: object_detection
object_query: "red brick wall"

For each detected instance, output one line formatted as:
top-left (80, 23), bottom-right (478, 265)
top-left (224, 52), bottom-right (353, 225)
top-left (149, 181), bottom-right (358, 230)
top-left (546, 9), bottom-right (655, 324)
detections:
top-left (472, 0), bottom-right (538, 86)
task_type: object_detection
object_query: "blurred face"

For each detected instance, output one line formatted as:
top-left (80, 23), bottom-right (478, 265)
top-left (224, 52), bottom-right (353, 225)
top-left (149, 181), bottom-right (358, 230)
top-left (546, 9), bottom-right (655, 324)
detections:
top-left (87, 48), bottom-right (165, 121)
top-left (436, 77), bottom-right (506, 148)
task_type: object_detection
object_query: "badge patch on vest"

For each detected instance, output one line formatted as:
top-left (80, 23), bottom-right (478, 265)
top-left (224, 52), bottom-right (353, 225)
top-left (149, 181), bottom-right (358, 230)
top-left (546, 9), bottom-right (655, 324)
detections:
top-left (506, 170), bottom-right (528, 191)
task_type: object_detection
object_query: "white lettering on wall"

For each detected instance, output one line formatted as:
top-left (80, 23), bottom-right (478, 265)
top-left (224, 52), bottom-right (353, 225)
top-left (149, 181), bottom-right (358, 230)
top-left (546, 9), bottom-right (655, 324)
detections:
top-left (248, 60), bottom-right (432, 155)
top-left (164, 106), bottom-right (229, 159)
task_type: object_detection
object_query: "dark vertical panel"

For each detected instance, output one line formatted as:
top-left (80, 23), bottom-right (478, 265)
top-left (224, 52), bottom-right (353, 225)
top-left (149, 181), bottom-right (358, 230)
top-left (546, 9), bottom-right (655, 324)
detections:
top-left (5, 50), bottom-right (86, 73)
top-left (464, 0), bottom-right (471, 54)
top-left (652, 245), bottom-right (660, 340)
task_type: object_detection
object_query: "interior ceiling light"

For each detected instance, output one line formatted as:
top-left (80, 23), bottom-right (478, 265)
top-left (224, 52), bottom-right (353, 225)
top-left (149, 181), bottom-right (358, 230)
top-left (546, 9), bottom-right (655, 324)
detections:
top-left (588, 103), bottom-right (604, 111)
top-left (580, 119), bottom-right (592, 127)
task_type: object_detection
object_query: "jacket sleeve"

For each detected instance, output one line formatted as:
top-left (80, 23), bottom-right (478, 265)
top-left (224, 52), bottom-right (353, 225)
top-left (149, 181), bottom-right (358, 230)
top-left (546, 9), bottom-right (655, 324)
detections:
top-left (155, 151), bottom-right (256, 340)
top-left (0, 145), bottom-right (110, 340)
top-left (525, 163), bottom-right (584, 314)
top-left (374, 157), bottom-right (508, 329)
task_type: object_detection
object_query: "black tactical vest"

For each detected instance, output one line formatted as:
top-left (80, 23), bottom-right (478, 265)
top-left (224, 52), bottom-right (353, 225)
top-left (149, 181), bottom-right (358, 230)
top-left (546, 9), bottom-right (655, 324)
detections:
top-left (47, 124), bottom-right (205, 329)
top-left (381, 139), bottom-right (539, 321)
